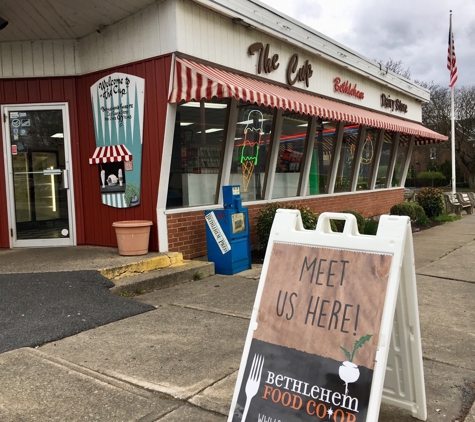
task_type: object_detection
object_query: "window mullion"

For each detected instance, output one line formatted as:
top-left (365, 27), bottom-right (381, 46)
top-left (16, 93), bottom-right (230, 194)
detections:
top-left (350, 125), bottom-right (366, 192)
top-left (262, 108), bottom-right (283, 200)
top-left (399, 135), bottom-right (414, 187)
top-left (368, 129), bottom-right (385, 190)
top-left (386, 132), bottom-right (400, 188)
top-left (298, 115), bottom-right (317, 197)
top-left (217, 98), bottom-right (238, 203)
top-left (326, 121), bottom-right (344, 194)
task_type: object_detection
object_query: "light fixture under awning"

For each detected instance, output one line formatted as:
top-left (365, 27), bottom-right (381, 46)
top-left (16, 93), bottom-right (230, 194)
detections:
top-left (169, 57), bottom-right (447, 144)
top-left (89, 145), bottom-right (132, 164)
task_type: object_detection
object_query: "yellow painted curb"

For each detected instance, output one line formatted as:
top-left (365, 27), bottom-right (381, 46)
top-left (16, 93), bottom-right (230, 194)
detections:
top-left (99, 252), bottom-right (184, 280)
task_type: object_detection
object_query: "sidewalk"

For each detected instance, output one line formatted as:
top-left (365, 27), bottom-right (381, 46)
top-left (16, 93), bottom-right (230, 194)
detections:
top-left (0, 216), bottom-right (475, 421)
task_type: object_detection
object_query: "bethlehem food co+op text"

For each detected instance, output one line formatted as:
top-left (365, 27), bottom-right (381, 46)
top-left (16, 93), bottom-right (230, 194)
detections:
top-left (265, 371), bottom-right (359, 413)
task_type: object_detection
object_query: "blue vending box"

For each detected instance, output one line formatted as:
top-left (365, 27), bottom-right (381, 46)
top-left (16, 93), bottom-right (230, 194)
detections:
top-left (205, 185), bottom-right (251, 275)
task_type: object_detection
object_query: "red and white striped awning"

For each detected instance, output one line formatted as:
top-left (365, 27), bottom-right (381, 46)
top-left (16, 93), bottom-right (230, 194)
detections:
top-left (89, 145), bottom-right (132, 164)
top-left (169, 57), bottom-right (447, 144)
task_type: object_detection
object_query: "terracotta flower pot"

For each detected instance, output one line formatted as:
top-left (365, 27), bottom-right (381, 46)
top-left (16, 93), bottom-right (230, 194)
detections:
top-left (112, 220), bottom-right (152, 256)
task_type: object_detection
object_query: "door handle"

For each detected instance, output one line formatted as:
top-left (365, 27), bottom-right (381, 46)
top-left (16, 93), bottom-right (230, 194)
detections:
top-left (62, 169), bottom-right (69, 189)
top-left (43, 169), bottom-right (62, 175)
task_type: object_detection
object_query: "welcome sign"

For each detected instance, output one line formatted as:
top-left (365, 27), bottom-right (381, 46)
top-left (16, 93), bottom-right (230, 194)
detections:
top-left (89, 72), bottom-right (145, 208)
top-left (228, 211), bottom-right (426, 421)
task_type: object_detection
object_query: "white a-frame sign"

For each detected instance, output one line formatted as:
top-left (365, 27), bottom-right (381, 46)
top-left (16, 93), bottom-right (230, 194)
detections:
top-left (228, 211), bottom-right (426, 422)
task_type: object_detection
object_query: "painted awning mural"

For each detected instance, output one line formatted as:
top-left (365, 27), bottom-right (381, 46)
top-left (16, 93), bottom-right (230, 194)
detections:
top-left (89, 144), bottom-right (133, 164)
top-left (90, 73), bottom-right (145, 208)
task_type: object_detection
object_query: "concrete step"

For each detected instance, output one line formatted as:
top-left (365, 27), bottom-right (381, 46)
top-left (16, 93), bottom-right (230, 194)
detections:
top-left (107, 260), bottom-right (216, 297)
top-left (98, 251), bottom-right (185, 280)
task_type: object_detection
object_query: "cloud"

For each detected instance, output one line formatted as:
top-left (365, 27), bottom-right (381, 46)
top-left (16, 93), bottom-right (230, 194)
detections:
top-left (259, 0), bottom-right (475, 87)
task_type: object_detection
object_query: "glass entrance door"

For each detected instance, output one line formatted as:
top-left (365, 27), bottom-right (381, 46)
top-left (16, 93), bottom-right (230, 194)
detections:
top-left (3, 105), bottom-right (74, 247)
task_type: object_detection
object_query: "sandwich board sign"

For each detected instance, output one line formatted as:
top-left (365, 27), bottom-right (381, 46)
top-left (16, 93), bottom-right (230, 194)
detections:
top-left (228, 211), bottom-right (426, 422)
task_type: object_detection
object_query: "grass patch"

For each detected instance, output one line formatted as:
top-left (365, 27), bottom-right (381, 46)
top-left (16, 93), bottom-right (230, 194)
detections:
top-left (433, 214), bottom-right (461, 223)
top-left (411, 212), bottom-right (460, 232)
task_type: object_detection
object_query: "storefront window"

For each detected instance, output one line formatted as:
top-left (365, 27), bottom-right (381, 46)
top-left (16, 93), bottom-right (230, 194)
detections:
top-left (334, 127), bottom-right (359, 193)
top-left (356, 128), bottom-right (377, 191)
top-left (167, 99), bottom-right (229, 208)
top-left (307, 120), bottom-right (335, 195)
top-left (229, 104), bottom-right (274, 202)
top-left (392, 135), bottom-right (409, 187)
top-left (375, 131), bottom-right (394, 189)
top-left (272, 113), bottom-right (309, 199)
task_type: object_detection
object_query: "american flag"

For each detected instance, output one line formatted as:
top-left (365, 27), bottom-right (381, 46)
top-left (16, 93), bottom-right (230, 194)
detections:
top-left (447, 17), bottom-right (458, 88)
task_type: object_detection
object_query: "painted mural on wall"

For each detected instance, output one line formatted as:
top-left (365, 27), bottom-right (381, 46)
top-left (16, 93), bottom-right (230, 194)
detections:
top-left (89, 73), bottom-right (145, 208)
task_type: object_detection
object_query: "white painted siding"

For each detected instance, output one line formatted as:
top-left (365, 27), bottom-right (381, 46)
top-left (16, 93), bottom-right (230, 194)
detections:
top-left (0, 0), bottom-right (424, 122)
top-left (0, 1), bottom-right (177, 78)
top-left (77, 0), bottom-right (177, 74)
top-left (0, 40), bottom-right (77, 78)
top-left (175, 1), bottom-right (422, 120)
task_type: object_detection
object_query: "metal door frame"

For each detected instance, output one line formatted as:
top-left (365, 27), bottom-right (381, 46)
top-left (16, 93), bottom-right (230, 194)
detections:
top-left (2, 103), bottom-right (76, 247)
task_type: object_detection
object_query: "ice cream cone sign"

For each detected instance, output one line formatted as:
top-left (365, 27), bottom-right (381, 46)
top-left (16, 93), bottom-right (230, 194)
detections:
top-left (240, 110), bottom-right (263, 192)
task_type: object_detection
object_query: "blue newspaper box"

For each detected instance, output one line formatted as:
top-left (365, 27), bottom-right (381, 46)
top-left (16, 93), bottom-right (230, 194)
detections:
top-left (205, 185), bottom-right (251, 275)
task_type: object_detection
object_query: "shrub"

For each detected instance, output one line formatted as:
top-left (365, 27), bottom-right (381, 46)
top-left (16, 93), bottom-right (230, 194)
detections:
top-left (255, 203), bottom-right (319, 249)
top-left (256, 203), bottom-right (281, 249)
top-left (413, 204), bottom-right (426, 220)
top-left (416, 214), bottom-right (430, 227)
top-left (390, 203), bottom-right (418, 220)
top-left (363, 218), bottom-right (378, 235)
top-left (316, 215), bottom-right (339, 233)
top-left (332, 210), bottom-right (365, 233)
top-left (416, 171), bottom-right (447, 187)
top-left (416, 187), bottom-right (444, 218)
top-left (297, 206), bottom-right (319, 230)
top-left (390, 203), bottom-right (427, 221)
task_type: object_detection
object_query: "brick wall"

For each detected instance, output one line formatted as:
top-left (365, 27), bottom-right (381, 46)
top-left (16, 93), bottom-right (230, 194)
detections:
top-left (167, 188), bottom-right (404, 259)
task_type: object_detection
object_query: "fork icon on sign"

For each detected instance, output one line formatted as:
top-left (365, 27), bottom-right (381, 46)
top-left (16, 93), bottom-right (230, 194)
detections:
top-left (242, 353), bottom-right (264, 422)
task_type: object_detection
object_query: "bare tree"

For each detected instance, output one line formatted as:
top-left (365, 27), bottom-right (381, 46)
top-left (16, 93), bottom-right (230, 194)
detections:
top-left (454, 86), bottom-right (475, 188)
top-left (378, 59), bottom-right (475, 188)
top-left (417, 84), bottom-right (475, 189)
top-left (377, 58), bottom-right (412, 80)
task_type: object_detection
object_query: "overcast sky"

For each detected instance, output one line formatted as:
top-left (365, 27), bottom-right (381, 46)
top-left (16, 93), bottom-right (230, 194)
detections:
top-left (259, 0), bottom-right (475, 88)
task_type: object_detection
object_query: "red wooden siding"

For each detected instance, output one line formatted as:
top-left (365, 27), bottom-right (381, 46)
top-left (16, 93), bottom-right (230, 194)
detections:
top-left (76, 55), bottom-right (172, 251)
top-left (0, 54), bottom-right (172, 250)
top-left (167, 189), bottom-right (405, 259)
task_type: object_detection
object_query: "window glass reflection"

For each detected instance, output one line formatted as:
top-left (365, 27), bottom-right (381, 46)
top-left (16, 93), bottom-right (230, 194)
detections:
top-left (272, 113), bottom-right (309, 199)
top-left (375, 131), bottom-right (394, 189)
top-left (167, 99), bottom-right (228, 208)
top-left (355, 128), bottom-right (377, 191)
top-left (306, 120), bottom-right (336, 195)
top-left (334, 127), bottom-right (359, 193)
top-left (393, 135), bottom-right (409, 187)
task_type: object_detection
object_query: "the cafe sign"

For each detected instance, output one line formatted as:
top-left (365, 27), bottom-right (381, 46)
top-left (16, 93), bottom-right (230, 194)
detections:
top-left (248, 42), bottom-right (313, 87)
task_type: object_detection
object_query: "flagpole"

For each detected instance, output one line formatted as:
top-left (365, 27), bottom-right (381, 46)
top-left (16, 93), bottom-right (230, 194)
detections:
top-left (451, 83), bottom-right (456, 194)
top-left (449, 10), bottom-right (456, 194)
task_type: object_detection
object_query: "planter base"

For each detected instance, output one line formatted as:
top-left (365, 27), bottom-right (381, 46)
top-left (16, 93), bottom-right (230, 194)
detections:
top-left (112, 220), bottom-right (153, 256)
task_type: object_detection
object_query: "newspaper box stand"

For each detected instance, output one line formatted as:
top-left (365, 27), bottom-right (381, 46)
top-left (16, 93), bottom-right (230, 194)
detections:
top-left (205, 185), bottom-right (251, 275)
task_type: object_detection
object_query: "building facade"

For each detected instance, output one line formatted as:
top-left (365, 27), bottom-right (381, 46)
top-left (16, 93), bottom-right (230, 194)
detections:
top-left (0, 0), bottom-right (446, 256)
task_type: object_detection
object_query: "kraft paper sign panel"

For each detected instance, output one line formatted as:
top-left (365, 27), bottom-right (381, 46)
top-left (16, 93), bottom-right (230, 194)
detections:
top-left (231, 242), bottom-right (393, 422)
top-left (255, 242), bottom-right (392, 369)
